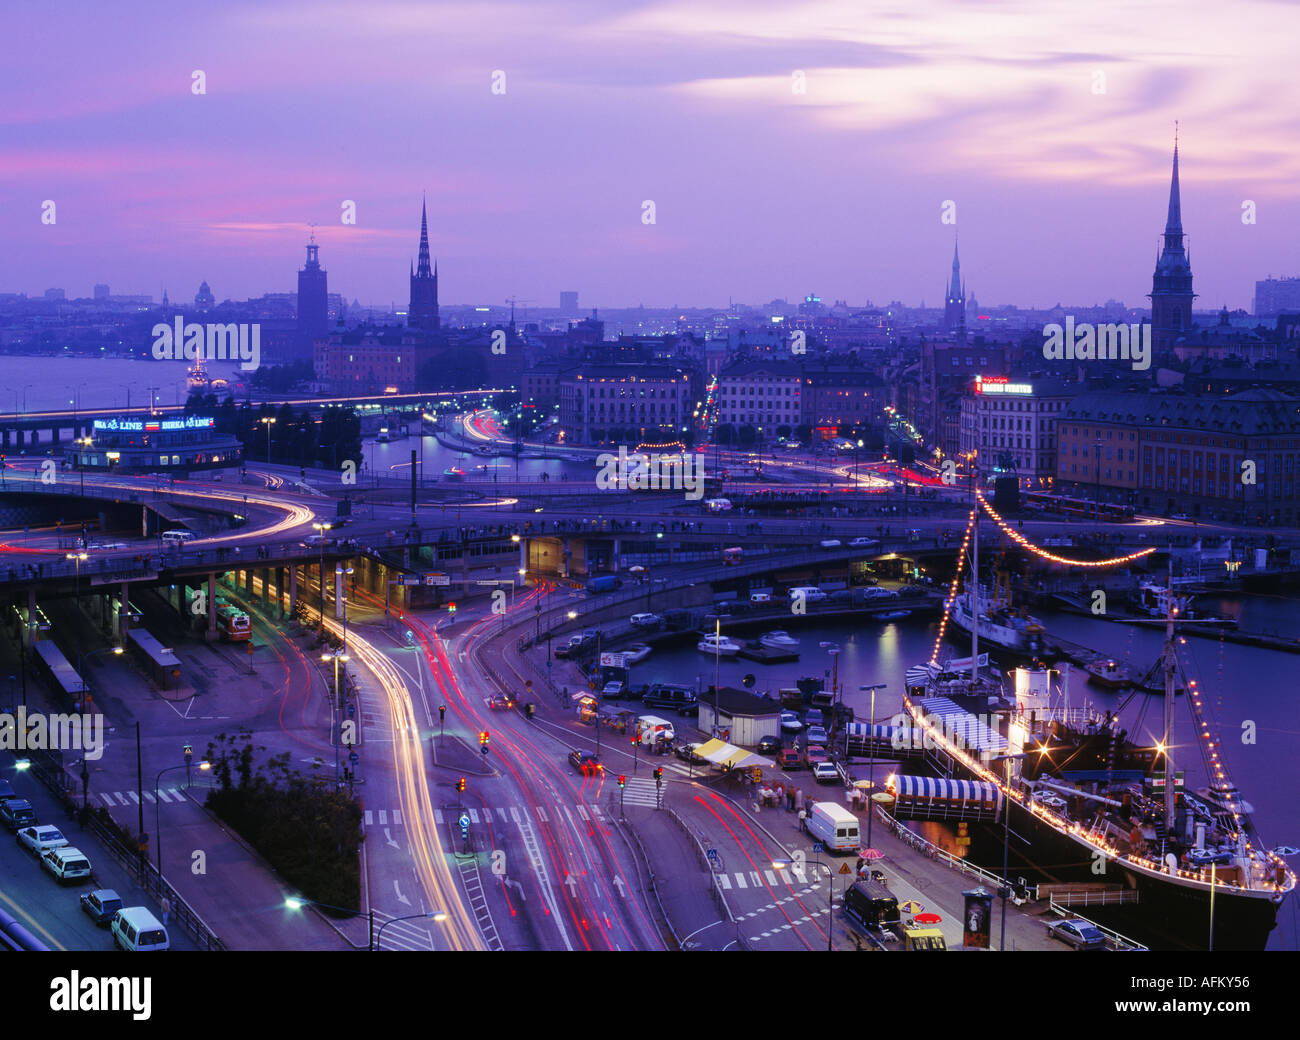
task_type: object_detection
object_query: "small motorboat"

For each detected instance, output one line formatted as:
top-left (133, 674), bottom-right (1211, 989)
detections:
top-left (759, 631), bottom-right (800, 651)
top-left (622, 643), bottom-right (652, 665)
top-left (697, 633), bottom-right (741, 657)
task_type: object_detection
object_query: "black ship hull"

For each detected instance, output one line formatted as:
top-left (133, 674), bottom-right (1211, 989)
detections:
top-left (913, 797), bottom-right (1283, 950)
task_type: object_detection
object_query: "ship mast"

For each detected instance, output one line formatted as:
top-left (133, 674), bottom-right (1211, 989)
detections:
top-left (1161, 561), bottom-right (1177, 834)
top-left (970, 510), bottom-right (979, 681)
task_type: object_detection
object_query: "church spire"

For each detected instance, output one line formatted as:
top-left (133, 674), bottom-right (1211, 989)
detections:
top-left (416, 195), bottom-right (433, 278)
top-left (1165, 124), bottom-right (1183, 238)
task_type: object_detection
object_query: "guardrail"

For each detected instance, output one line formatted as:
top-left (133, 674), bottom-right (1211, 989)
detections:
top-left (22, 749), bottom-right (227, 951)
top-left (1046, 898), bottom-right (1148, 951)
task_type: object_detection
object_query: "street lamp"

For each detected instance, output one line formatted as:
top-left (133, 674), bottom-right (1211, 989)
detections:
top-left (858, 683), bottom-right (887, 851)
top-left (374, 909), bottom-right (448, 951)
top-left (312, 522), bottom-right (332, 631)
top-left (989, 749), bottom-right (1044, 952)
top-left (322, 649), bottom-right (351, 786)
top-left (261, 416), bottom-right (277, 464)
top-left (773, 854), bottom-right (836, 951)
top-left (155, 755), bottom-right (211, 879)
top-left (67, 553), bottom-right (88, 679)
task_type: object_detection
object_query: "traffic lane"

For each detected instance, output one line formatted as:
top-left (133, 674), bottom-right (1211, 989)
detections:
top-left (688, 790), bottom-right (835, 951)
top-left (434, 616), bottom-right (662, 950)
top-left (0, 758), bottom-right (197, 951)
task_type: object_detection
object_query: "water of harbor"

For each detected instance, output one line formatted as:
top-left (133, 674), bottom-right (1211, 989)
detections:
top-left (626, 597), bottom-right (1300, 950)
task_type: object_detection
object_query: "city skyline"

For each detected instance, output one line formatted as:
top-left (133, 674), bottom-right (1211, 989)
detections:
top-left (3, 1), bottom-right (1299, 311)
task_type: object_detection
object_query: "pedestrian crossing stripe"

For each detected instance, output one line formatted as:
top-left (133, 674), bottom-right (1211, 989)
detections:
top-left (100, 789), bottom-right (184, 809)
top-left (717, 866), bottom-right (830, 891)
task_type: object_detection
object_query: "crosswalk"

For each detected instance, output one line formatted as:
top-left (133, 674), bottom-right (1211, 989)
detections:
top-left (619, 777), bottom-right (660, 808)
top-left (716, 863), bottom-right (832, 891)
top-left (371, 909), bottom-right (436, 952)
top-left (97, 788), bottom-right (187, 808)
top-left (363, 802), bottom-right (635, 829)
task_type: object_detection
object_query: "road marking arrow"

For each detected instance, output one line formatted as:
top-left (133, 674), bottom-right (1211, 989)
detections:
top-left (612, 875), bottom-right (627, 898)
top-left (564, 874), bottom-right (577, 897)
top-left (394, 880), bottom-right (411, 906)
top-left (384, 827), bottom-right (400, 849)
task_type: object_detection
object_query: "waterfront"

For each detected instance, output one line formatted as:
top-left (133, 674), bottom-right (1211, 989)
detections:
top-left (618, 596), bottom-right (1300, 950)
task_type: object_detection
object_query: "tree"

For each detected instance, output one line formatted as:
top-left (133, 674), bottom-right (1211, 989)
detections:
top-left (714, 424), bottom-right (736, 447)
top-left (738, 425), bottom-right (757, 447)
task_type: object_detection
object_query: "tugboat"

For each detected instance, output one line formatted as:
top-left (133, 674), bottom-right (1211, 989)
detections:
top-left (1084, 656), bottom-right (1164, 694)
top-left (1135, 581), bottom-right (1235, 627)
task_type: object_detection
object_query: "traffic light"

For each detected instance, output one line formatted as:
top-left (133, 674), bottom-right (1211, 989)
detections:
top-left (457, 776), bottom-right (466, 794)
top-left (448, 602), bottom-right (457, 617)
top-left (654, 767), bottom-right (663, 784)
top-left (617, 775), bottom-right (626, 789)
top-left (479, 730), bottom-right (490, 756)
top-left (439, 704), bottom-right (446, 723)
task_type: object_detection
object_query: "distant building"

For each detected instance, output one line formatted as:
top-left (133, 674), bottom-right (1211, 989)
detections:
top-left (558, 364), bottom-right (690, 444)
top-left (297, 236), bottom-right (329, 341)
top-left (559, 291), bottom-right (579, 315)
top-left (1254, 277), bottom-right (1300, 317)
top-left (44, 288), bottom-right (65, 301)
top-left (194, 281), bottom-right (215, 312)
top-left (943, 239), bottom-right (967, 337)
top-left (959, 375), bottom-right (1073, 486)
top-left (408, 199), bottom-right (439, 332)
top-left (716, 360), bottom-right (802, 431)
top-left (800, 363), bottom-right (886, 430)
top-left (1148, 138), bottom-right (1196, 357)
top-left (1057, 389), bottom-right (1300, 522)
top-left (93, 284), bottom-right (110, 300)
top-left (314, 325), bottom-right (433, 394)
top-left (67, 415), bottom-right (242, 475)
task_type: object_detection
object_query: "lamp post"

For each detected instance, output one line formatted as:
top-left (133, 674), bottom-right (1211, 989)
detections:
top-left (989, 750), bottom-right (1038, 952)
top-left (66, 552), bottom-right (88, 679)
top-left (261, 416), bottom-right (277, 464)
top-left (312, 522), bottom-right (331, 631)
top-left (374, 909), bottom-right (448, 951)
top-left (322, 648), bottom-right (351, 786)
top-left (77, 645), bottom-right (124, 707)
top-left (774, 854), bottom-right (835, 951)
top-left (155, 756), bottom-right (211, 879)
top-left (859, 683), bottom-right (887, 850)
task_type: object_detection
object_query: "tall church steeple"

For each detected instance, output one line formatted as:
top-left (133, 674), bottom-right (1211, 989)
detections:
top-left (408, 195), bottom-right (440, 331)
top-left (1149, 127), bottom-right (1195, 356)
top-left (944, 235), bottom-right (966, 339)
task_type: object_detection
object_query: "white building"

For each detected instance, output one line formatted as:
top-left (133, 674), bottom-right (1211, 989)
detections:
top-left (716, 360), bottom-right (803, 430)
top-left (959, 374), bottom-right (1074, 486)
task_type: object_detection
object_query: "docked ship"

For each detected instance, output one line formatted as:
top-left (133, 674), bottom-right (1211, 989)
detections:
top-left (1083, 655), bottom-right (1164, 694)
top-left (759, 631), bottom-right (800, 651)
top-left (947, 591), bottom-right (1050, 657)
top-left (1134, 581), bottom-right (1235, 627)
top-left (697, 633), bottom-right (741, 657)
top-left (903, 579), bottom-right (1292, 948)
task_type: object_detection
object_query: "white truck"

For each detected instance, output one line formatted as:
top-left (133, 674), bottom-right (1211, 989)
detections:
top-left (806, 801), bottom-right (860, 853)
top-left (635, 715), bottom-right (676, 747)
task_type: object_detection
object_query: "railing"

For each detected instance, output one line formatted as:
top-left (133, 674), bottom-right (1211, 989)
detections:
top-left (1046, 899), bottom-right (1148, 951)
top-left (22, 749), bottom-right (227, 951)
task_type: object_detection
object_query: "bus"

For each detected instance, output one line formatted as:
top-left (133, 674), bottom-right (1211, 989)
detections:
top-left (721, 547), bottom-right (743, 566)
top-left (216, 605), bottom-right (252, 642)
top-left (161, 529), bottom-right (196, 547)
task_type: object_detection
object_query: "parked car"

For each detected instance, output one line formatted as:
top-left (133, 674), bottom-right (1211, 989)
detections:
top-left (17, 824), bottom-right (69, 857)
top-left (0, 779), bottom-right (16, 802)
top-left (1046, 918), bottom-right (1107, 950)
top-left (567, 750), bottom-right (604, 776)
top-left (780, 711), bottom-right (804, 733)
top-left (812, 761), bottom-right (839, 784)
top-left (80, 888), bottom-right (124, 927)
top-left (776, 749), bottom-right (803, 771)
top-left (805, 725), bottom-right (828, 745)
top-left (601, 681), bottom-right (627, 699)
top-left (42, 845), bottom-right (93, 884)
top-left (629, 613), bottom-right (662, 629)
top-left (0, 798), bottom-right (37, 830)
top-left (803, 744), bottom-right (829, 768)
top-left (819, 538), bottom-right (842, 549)
top-left (757, 734), bottom-right (782, 755)
top-left (848, 536), bottom-right (881, 548)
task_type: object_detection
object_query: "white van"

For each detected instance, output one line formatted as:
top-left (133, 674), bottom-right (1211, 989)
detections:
top-left (806, 801), bottom-right (860, 853)
top-left (636, 715), bottom-right (676, 746)
top-left (41, 845), bottom-right (92, 884)
top-left (704, 499), bottom-right (733, 513)
top-left (749, 591), bottom-right (773, 604)
top-left (111, 906), bottom-right (170, 952)
top-left (161, 530), bottom-right (195, 546)
top-left (788, 586), bottom-right (827, 603)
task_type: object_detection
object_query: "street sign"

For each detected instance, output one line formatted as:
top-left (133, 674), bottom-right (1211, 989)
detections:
top-left (706, 848), bottom-right (719, 865)
top-left (599, 652), bottom-right (627, 669)
top-left (426, 573), bottom-right (449, 586)
top-left (458, 812), bottom-right (470, 829)
top-left (349, 752), bottom-right (359, 764)
top-left (812, 842), bottom-right (824, 853)
top-left (838, 863), bottom-right (852, 875)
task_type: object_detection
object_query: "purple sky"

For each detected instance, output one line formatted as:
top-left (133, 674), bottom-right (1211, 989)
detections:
top-left (4, 0), bottom-right (1299, 312)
